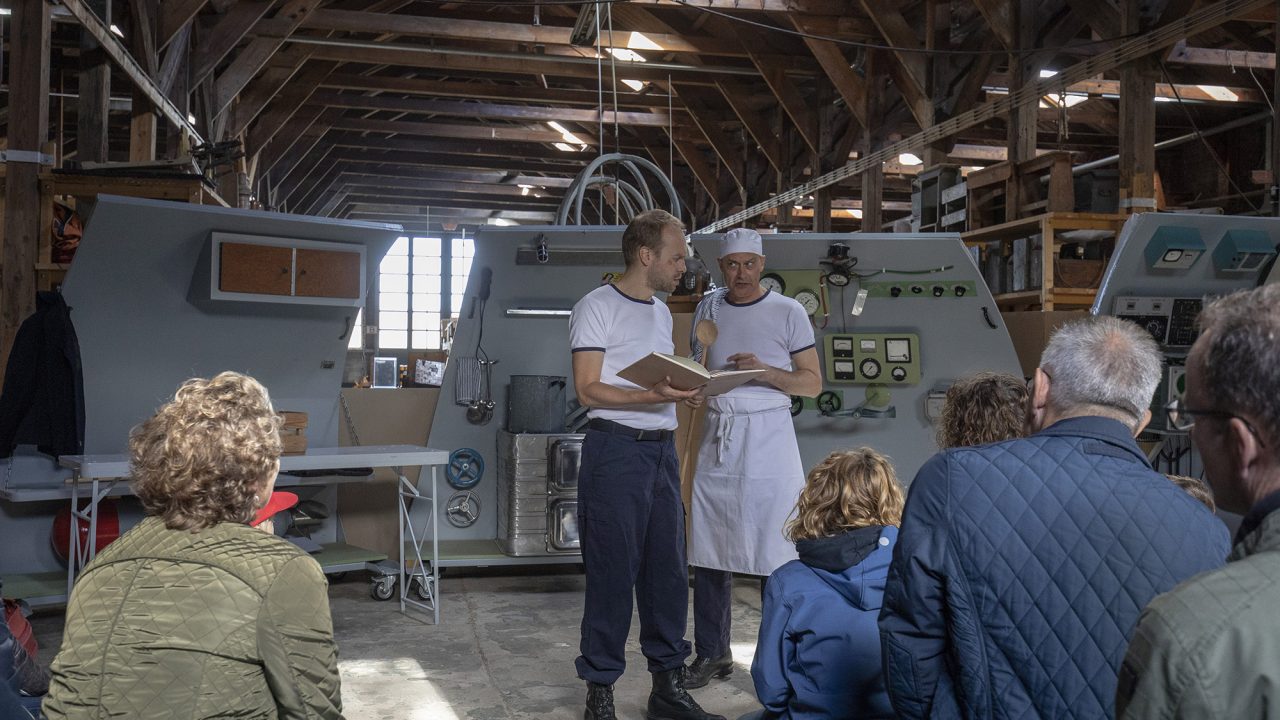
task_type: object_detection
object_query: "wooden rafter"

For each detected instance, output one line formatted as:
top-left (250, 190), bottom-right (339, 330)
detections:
top-left (858, 1), bottom-right (931, 127)
top-left (306, 91), bottom-right (674, 127)
top-left (714, 79), bottom-right (784, 173)
top-left (212, 0), bottom-right (321, 118)
top-left (190, 0), bottom-right (272, 87)
top-left (673, 85), bottom-right (745, 192)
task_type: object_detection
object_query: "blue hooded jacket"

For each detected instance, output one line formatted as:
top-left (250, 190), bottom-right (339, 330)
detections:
top-left (751, 524), bottom-right (898, 720)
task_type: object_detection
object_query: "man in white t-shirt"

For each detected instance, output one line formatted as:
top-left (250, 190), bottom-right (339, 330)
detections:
top-left (684, 228), bottom-right (822, 689)
top-left (569, 209), bottom-right (725, 720)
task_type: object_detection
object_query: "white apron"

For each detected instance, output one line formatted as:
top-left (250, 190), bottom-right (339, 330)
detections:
top-left (688, 394), bottom-right (804, 577)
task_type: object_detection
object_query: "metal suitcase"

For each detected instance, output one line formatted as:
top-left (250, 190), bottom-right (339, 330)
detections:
top-left (496, 431), bottom-right (583, 557)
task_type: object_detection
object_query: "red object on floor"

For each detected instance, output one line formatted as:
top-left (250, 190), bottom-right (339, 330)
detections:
top-left (51, 499), bottom-right (120, 564)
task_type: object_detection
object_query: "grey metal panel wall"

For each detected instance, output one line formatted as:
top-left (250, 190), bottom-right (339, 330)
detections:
top-left (423, 228), bottom-right (1021, 546)
top-left (0, 195), bottom-right (398, 575)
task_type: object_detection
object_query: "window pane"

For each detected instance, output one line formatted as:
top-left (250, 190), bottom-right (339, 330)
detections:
top-left (451, 293), bottom-right (465, 312)
top-left (380, 311), bottom-right (407, 330)
top-left (424, 330), bottom-right (441, 349)
top-left (452, 256), bottom-right (474, 281)
top-left (380, 254), bottom-right (409, 275)
top-left (380, 330), bottom-right (408, 349)
top-left (347, 309), bottom-right (363, 350)
top-left (413, 274), bottom-right (442, 294)
top-left (387, 237), bottom-right (409, 256)
top-left (411, 330), bottom-right (429, 349)
top-left (416, 256), bottom-right (442, 275)
top-left (380, 274), bottom-right (408, 293)
top-left (412, 311), bottom-right (441, 330)
top-left (380, 292), bottom-right (408, 312)
top-left (414, 292), bottom-right (442, 312)
top-left (452, 238), bottom-right (474, 259)
top-left (413, 237), bottom-right (442, 257)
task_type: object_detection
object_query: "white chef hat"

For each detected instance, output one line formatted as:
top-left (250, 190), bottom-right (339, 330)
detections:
top-left (719, 228), bottom-right (763, 258)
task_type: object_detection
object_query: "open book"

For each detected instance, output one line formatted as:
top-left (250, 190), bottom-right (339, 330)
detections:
top-left (617, 352), bottom-right (767, 396)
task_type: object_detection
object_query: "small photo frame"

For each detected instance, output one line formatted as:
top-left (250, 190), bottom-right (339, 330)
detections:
top-left (372, 357), bottom-right (399, 388)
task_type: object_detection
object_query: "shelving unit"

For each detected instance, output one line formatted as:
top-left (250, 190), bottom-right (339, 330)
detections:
top-left (963, 212), bottom-right (1127, 310)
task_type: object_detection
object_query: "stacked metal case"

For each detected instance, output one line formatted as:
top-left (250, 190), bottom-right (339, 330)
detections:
top-left (496, 431), bottom-right (583, 556)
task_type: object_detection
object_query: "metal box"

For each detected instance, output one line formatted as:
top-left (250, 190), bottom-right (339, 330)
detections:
top-left (496, 431), bottom-right (583, 557)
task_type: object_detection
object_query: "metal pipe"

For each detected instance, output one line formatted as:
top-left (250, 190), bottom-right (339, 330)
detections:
top-left (284, 36), bottom-right (763, 77)
top-left (1073, 110), bottom-right (1271, 174)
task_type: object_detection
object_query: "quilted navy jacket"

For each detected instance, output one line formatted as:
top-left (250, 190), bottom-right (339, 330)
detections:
top-left (878, 416), bottom-right (1230, 720)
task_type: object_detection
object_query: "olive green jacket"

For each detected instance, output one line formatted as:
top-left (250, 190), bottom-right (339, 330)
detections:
top-left (44, 516), bottom-right (343, 719)
top-left (1117, 509), bottom-right (1280, 719)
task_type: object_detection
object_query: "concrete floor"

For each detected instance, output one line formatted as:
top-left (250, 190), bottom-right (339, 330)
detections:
top-left (32, 566), bottom-right (767, 720)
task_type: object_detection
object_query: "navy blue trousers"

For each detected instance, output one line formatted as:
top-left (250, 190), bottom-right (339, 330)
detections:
top-left (575, 428), bottom-right (691, 685)
top-left (694, 567), bottom-right (769, 659)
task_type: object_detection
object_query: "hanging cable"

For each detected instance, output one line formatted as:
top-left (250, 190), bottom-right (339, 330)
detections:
top-left (1159, 60), bottom-right (1260, 212)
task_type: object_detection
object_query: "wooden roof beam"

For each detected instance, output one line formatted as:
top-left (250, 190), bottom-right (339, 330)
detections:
top-left (158, 0), bottom-right (207, 50)
top-left (859, 1), bottom-right (932, 128)
top-left (190, 0), bottom-right (272, 87)
top-left (791, 15), bottom-right (869, 129)
top-left (1167, 40), bottom-right (1275, 69)
top-left (213, 0), bottom-right (321, 118)
top-left (306, 90), bottom-right (674, 127)
top-left (318, 73), bottom-right (675, 108)
top-left (298, 8), bottom-right (745, 57)
top-left (714, 79), bottom-right (784, 174)
top-left (673, 85), bottom-right (746, 193)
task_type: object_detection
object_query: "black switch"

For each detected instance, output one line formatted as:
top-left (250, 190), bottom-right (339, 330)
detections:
top-left (910, 285), bottom-right (923, 294)
top-left (932, 285), bottom-right (945, 297)
top-left (954, 285), bottom-right (966, 297)
top-left (890, 286), bottom-right (902, 297)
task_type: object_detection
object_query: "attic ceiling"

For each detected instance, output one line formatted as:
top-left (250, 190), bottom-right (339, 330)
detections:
top-left (29, 0), bottom-right (1280, 231)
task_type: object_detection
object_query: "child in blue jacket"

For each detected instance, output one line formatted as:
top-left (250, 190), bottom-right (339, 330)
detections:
top-left (745, 448), bottom-right (903, 720)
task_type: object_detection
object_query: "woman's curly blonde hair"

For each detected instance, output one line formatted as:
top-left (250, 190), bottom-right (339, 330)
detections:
top-left (130, 372), bottom-right (282, 531)
top-left (937, 372), bottom-right (1029, 449)
top-left (785, 448), bottom-right (904, 542)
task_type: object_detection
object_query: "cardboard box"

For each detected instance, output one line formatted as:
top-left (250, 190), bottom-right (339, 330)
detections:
top-left (1001, 310), bottom-right (1088, 378)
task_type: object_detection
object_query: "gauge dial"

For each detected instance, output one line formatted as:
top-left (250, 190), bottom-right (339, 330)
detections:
top-left (860, 358), bottom-right (882, 379)
top-left (826, 270), bottom-right (851, 287)
top-left (760, 273), bottom-right (785, 294)
top-left (794, 288), bottom-right (821, 315)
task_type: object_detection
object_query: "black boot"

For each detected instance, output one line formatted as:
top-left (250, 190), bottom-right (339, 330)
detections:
top-left (683, 652), bottom-right (734, 689)
top-left (584, 682), bottom-right (616, 720)
top-left (646, 667), bottom-right (727, 720)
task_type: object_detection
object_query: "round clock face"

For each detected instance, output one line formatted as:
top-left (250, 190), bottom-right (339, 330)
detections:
top-left (826, 270), bottom-right (851, 287)
top-left (794, 289), bottom-right (821, 315)
top-left (760, 273), bottom-right (785, 294)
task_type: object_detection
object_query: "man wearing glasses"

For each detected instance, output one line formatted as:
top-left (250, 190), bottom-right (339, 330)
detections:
top-left (1118, 284), bottom-right (1280, 719)
top-left (880, 315), bottom-right (1230, 720)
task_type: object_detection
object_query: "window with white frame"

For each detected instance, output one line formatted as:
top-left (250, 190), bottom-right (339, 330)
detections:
top-left (360, 235), bottom-right (475, 351)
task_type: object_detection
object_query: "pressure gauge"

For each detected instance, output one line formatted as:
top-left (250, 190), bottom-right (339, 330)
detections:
top-left (860, 358), bottom-right (882, 379)
top-left (826, 269), bottom-right (851, 287)
top-left (760, 273), bottom-right (785, 294)
top-left (794, 289), bottom-right (821, 316)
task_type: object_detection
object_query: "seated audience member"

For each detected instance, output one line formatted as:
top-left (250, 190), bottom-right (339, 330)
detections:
top-left (746, 448), bottom-right (902, 720)
top-left (1165, 474), bottom-right (1215, 512)
top-left (879, 315), bottom-right (1230, 720)
top-left (43, 372), bottom-right (343, 720)
top-left (1117, 285), bottom-right (1280, 719)
top-left (937, 371), bottom-right (1029, 448)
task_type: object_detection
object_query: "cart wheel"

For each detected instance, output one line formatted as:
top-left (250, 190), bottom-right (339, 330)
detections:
top-left (327, 571), bottom-right (349, 582)
top-left (816, 391), bottom-right (842, 414)
top-left (411, 575), bottom-right (434, 601)
top-left (369, 576), bottom-right (396, 601)
top-left (789, 396), bottom-right (804, 417)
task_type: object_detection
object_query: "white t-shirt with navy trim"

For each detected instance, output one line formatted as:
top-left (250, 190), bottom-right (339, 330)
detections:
top-left (569, 283), bottom-right (677, 430)
top-left (701, 289), bottom-right (816, 400)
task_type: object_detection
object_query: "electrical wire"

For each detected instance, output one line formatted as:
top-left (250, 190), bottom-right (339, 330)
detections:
top-left (850, 264), bottom-right (956, 279)
top-left (1158, 60), bottom-right (1261, 213)
top-left (1246, 65), bottom-right (1274, 114)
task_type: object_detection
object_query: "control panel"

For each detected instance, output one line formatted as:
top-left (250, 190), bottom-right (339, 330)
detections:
top-left (864, 280), bottom-right (977, 299)
top-left (824, 332), bottom-right (921, 385)
top-left (1112, 296), bottom-right (1203, 348)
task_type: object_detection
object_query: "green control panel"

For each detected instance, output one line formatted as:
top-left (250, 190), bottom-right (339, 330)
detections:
top-left (823, 332), bottom-right (921, 385)
top-left (863, 280), bottom-right (976, 299)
